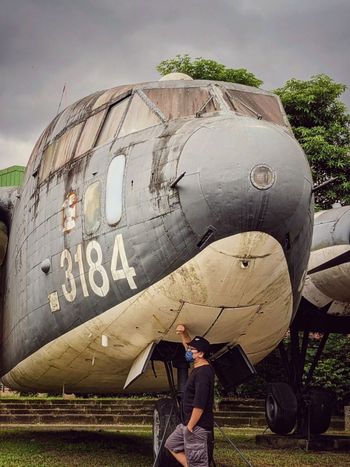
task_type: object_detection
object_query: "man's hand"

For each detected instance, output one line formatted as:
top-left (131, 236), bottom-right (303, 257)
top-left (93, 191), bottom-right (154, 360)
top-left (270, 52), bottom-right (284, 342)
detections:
top-left (187, 407), bottom-right (203, 432)
top-left (176, 324), bottom-right (191, 349)
top-left (176, 324), bottom-right (186, 334)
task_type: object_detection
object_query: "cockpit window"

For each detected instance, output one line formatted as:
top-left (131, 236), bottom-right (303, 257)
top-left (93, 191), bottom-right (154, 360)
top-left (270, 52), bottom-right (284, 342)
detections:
top-left (118, 93), bottom-right (162, 137)
top-left (143, 88), bottom-right (216, 120)
top-left (40, 141), bottom-right (56, 181)
top-left (224, 90), bottom-right (286, 126)
top-left (95, 98), bottom-right (130, 147)
top-left (40, 123), bottom-right (83, 180)
top-left (75, 110), bottom-right (107, 157)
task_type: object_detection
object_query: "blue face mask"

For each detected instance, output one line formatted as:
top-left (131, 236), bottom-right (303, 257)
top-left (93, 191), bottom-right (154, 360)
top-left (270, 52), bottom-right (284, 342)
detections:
top-left (185, 350), bottom-right (195, 363)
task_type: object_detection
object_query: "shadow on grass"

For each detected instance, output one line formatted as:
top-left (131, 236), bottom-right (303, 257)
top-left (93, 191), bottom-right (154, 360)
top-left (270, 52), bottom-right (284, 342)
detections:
top-left (0, 429), bottom-right (154, 467)
top-left (2, 429), bottom-right (150, 452)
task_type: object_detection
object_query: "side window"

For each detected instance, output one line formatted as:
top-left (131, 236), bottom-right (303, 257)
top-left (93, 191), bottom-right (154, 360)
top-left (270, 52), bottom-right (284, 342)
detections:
top-left (39, 123), bottom-right (83, 181)
top-left (225, 90), bottom-right (286, 126)
top-left (118, 93), bottom-right (161, 137)
top-left (52, 123), bottom-right (83, 171)
top-left (84, 181), bottom-right (102, 234)
top-left (106, 155), bottom-right (125, 225)
top-left (144, 88), bottom-right (216, 120)
top-left (40, 140), bottom-right (57, 180)
top-left (95, 98), bottom-right (130, 147)
top-left (75, 110), bottom-right (107, 157)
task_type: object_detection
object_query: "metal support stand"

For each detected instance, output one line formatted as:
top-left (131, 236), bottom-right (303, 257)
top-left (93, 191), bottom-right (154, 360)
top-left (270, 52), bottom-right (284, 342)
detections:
top-left (304, 332), bottom-right (329, 387)
top-left (152, 402), bottom-right (175, 467)
top-left (214, 421), bottom-right (254, 467)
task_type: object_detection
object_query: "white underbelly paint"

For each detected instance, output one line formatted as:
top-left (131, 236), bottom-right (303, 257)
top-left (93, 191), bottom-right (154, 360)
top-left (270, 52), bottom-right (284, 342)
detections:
top-left (2, 231), bottom-right (293, 394)
top-left (303, 244), bottom-right (350, 316)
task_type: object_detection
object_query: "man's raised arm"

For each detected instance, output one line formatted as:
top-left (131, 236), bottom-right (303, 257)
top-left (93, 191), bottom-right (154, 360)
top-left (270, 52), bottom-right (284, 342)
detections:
top-left (176, 324), bottom-right (191, 349)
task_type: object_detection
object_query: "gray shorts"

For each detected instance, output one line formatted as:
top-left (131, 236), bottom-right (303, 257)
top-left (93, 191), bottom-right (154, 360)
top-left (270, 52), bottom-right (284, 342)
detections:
top-left (165, 423), bottom-right (211, 467)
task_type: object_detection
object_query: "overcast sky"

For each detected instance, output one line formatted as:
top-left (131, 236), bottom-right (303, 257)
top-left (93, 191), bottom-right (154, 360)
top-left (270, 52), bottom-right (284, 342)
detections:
top-left (1, 0), bottom-right (349, 170)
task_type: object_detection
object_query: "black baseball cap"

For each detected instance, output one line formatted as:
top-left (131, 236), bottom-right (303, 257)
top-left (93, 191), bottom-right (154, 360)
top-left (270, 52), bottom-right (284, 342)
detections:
top-left (188, 336), bottom-right (210, 354)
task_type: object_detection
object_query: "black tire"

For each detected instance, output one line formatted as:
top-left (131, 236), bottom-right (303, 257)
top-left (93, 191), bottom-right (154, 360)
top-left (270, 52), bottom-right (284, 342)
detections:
top-left (265, 382), bottom-right (297, 435)
top-left (301, 388), bottom-right (334, 435)
top-left (153, 398), bottom-right (181, 467)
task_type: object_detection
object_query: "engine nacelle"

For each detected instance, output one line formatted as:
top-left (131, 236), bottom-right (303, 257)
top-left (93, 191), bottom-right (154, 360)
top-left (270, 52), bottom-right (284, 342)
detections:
top-left (303, 206), bottom-right (350, 315)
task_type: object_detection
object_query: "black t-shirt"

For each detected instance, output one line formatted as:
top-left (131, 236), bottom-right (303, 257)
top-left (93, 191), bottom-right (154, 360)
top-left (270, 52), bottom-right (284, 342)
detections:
top-left (181, 364), bottom-right (215, 430)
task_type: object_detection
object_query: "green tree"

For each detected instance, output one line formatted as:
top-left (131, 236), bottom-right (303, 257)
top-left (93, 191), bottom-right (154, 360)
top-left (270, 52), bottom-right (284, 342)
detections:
top-left (237, 334), bottom-right (350, 404)
top-left (156, 54), bottom-right (263, 88)
top-left (275, 75), bottom-right (350, 209)
top-left (305, 334), bottom-right (350, 401)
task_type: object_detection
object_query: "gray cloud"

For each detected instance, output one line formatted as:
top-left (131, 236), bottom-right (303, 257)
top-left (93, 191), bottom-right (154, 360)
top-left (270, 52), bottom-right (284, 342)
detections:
top-left (1, 0), bottom-right (349, 170)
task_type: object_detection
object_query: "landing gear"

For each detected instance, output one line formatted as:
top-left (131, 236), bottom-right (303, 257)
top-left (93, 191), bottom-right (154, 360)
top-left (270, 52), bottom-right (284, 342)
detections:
top-left (265, 328), bottom-right (335, 436)
top-left (265, 382), bottom-right (297, 434)
top-left (153, 398), bottom-right (180, 467)
top-left (151, 343), bottom-right (188, 467)
top-left (299, 388), bottom-right (334, 436)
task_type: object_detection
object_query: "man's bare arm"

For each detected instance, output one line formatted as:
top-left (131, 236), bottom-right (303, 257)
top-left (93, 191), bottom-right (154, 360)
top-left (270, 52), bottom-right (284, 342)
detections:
top-left (187, 407), bottom-right (204, 432)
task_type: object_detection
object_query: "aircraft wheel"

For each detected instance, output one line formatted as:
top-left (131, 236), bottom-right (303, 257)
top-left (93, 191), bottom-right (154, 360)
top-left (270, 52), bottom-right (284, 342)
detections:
top-left (265, 382), bottom-right (297, 434)
top-left (302, 388), bottom-right (334, 435)
top-left (153, 398), bottom-right (180, 467)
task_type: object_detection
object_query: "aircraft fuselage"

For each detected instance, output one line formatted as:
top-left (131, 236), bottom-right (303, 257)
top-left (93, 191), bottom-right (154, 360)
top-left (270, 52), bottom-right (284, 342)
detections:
top-left (0, 80), bottom-right (313, 392)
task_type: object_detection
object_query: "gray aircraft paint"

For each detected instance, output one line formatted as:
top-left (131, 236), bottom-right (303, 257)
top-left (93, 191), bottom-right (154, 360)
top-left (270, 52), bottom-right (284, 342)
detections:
top-left (0, 79), bottom-right (313, 387)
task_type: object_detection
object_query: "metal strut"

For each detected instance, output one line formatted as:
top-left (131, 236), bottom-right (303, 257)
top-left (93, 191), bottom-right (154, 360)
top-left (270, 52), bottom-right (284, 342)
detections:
top-left (304, 332), bottom-right (329, 387)
top-left (152, 402), bottom-right (175, 467)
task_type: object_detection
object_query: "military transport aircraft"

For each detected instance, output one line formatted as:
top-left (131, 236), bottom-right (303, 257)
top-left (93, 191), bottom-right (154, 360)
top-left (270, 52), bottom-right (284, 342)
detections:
top-left (0, 74), bottom-right (349, 461)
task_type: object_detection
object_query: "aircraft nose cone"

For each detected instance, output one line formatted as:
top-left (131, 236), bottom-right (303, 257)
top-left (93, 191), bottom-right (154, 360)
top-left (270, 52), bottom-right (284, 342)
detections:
top-left (177, 117), bottom-right (313, 243)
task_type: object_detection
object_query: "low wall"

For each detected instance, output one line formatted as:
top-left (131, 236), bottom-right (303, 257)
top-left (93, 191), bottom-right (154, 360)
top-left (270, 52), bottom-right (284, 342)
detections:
top-left (345, 406), bottom-right (350, 432)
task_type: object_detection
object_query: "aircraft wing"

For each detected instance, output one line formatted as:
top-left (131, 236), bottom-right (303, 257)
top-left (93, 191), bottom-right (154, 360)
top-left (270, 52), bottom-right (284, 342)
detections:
top-left (294, 205), bottom-right (350, 332)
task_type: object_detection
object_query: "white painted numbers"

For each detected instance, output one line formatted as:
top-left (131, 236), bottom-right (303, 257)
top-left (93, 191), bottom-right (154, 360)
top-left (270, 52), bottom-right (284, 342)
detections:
top-left (61, 249), bottom-right (77, 302)
top-left (86, 240), bottom-right (110, 297)
top-left (111, 234), bottom-right (137, 289)
top-left (60, 234), bottom-right (137, 303)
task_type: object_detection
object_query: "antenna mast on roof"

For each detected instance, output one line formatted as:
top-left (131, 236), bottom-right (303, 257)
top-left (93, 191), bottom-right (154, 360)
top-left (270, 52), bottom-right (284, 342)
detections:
top-left (56, 83), bottom-right (67, 115)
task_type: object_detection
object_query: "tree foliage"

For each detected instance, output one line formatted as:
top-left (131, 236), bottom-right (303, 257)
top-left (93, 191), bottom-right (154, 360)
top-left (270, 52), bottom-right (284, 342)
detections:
top-left (156, 54), bottom-right (263, 88)
top-left (275, 75), bottom-right (350, 209)
top-left (237, 334), bottom-right (350, 405)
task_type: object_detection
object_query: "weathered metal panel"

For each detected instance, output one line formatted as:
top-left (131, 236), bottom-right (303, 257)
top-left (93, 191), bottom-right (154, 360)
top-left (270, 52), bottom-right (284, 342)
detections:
top-left (312, 206), bottom-right (350, 250)
top-left (0, 221), bottom-right (8, 266)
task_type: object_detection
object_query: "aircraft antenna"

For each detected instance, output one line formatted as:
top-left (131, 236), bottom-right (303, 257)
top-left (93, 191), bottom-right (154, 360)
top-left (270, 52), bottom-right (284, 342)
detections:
top-left (56, 83), bottom-right (67, 115)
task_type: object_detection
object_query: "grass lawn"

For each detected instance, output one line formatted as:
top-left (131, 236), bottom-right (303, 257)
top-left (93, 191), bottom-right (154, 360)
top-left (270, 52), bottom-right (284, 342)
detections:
top-left (0, 427), bottom-right (349, 467)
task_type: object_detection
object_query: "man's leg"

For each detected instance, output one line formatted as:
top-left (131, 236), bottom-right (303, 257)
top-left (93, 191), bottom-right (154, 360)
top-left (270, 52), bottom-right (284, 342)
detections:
top-left (165, 424), bottom-right (188, 466)
top-left (184, 426), bottom-right (210, 467)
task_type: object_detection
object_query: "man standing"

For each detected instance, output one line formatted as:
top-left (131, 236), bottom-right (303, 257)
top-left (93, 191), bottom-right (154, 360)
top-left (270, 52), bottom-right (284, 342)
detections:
top-left (165, 324), bottom-right (215, 467)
